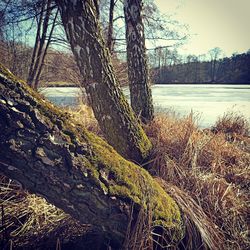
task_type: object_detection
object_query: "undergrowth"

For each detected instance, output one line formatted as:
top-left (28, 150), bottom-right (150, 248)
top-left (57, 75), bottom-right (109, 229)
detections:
top-left (0, 107), bottom-right (249, 249)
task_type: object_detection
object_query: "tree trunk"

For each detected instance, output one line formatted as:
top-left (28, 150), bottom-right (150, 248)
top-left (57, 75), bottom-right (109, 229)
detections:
top-left (55, 0), bottom-right (152, 163)
top-left (27, 0), bottom-right (54, 89)
top-left (0, 65), bottom-right (183, 247)
top-left (33, 8), bottom-right (59, 89)
top-left (27, 0), bottom-right (46, 86)
top-left (124, 0), bottom-right (154, 123)
top-left (107, 0), bottom-right (115, 53)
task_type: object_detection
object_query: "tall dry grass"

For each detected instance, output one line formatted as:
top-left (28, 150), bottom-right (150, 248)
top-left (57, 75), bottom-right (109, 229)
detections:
top-left (144, 112), bottom-right (250, 249)
top-left (0, 107), bottom-right (249, 249)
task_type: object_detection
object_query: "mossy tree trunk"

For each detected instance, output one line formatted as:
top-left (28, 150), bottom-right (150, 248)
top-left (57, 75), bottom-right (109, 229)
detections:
top-left (124, 0), bottom-right (154, 123)
top-left (55, 0), bottom-right (151, 163)
top-left (0, 66), bottom-right (183, 248)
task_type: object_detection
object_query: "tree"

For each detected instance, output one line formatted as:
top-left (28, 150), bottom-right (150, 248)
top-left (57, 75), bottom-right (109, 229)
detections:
top-left (106, 0), bottom-right (115, 53)
top-left (55, 0), bottom-right (152, 163)
top-left (0, 0), bottom-right (59, 89)
top-left (0, 65), bottom-right (183, 248)
top-left (0, 9), bottom-right (4, 40)
top-left (208, 47), bottom-right (222, 83)
top-left (124, 0), bottom-right (154, 123)
top-left (27, 0), bottom-right (58, 89)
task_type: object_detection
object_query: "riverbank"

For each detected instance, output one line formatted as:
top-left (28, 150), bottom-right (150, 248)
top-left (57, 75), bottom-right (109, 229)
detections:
top-left (43, 82), bottom-right (250, 87)
top-left (1, 106), bottom-right (249, 249)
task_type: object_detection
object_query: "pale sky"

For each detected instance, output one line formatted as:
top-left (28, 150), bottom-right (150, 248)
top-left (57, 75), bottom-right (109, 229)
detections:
top-left (154, 0), bottom-right (250, 56)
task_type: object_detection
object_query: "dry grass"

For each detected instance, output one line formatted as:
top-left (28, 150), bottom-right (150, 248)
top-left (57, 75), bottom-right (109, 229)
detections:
top-left (144, 112), bottom-right (250, 249)
top-left (65, 100), bottom-right (101, 135)
top-left (0, 176), bottom-right (89, 248)
top-left (1, 108), bottom-right (249, 249)
top-left (212, 112), bottom-right (249, 140)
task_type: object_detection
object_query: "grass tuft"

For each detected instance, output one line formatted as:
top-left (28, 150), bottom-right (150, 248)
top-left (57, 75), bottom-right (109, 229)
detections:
top-left (212, 111), bottom-right (249, 139)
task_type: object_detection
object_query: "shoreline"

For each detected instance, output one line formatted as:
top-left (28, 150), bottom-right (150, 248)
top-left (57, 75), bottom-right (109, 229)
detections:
top-left (42, 82), bottom-right (250, 88)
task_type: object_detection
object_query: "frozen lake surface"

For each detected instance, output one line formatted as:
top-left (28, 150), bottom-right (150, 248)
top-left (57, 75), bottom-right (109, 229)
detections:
top-left (40, 84), bottom-right (250, 128)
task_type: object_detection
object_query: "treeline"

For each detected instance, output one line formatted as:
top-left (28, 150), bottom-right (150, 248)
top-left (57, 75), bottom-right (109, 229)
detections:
top-left (153, 51), bottom-right (250, 84)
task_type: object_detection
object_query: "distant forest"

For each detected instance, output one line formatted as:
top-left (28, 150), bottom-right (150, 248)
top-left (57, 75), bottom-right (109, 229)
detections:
top-left (153, 51), bottom-right (250, 84)
top-left (1, 39), bottom-right (249, 86)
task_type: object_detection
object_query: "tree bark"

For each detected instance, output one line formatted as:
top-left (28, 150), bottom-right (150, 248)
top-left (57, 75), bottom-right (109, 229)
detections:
top-left (124, 0), bottom-right (154, 123)
top-left (0, 65), bottom-right (183, 247)
top-left (55, 0), bottom-right (152, 163)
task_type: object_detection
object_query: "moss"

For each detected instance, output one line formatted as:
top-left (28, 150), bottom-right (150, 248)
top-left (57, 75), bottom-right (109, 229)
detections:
top-left (117, 88), bottom-right (153, 160)
top-left (0, 63), bottom-right (183, 238)
top-left (136, 126), bottom-right (152, 159)
top-left (85, 131), bottom-right (183, 234)
top-left (0, 63), bottom-right (23, 83)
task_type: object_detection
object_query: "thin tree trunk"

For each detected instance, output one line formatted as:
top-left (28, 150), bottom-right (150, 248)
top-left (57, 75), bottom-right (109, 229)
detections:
top-left (30, 0), bottom-right (52, 89)
top-left (107, 0), bottom-right (115, 53)
top-left (0, 66), bottom-right (183, 247)
top-left (33, 8), bottom-right (59, 89)
top-left (27, 0), bottom-right (46, 86)
top-left (55, 0), bottom-right (152, 163)
top-left (124, 0), bottom-right (154, 123)
top-left (27, 0), bottom-right (54, 89)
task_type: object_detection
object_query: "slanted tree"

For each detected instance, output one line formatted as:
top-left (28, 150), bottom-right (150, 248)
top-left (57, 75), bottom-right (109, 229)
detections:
top-left (0, 65), bottom-right (183, 248)
top-left (124, 0), bottom-right (154, 123)
top-left (55, 0), bottom-right (152, 163)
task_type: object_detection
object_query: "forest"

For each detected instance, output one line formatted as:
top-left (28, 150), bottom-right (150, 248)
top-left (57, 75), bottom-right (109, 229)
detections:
top-left (0, 0), bottom-right (249, 250)
top-left (153, 50), bottom-right (250, 84)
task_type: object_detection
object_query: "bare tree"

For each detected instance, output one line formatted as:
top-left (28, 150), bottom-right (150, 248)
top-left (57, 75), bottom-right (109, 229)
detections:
top-left (0, 0), bottom-right (60, 88)
top-left (27, 0), bottom-right (58, 89)
top-left (208, 47), bottom-right (222, 83)
top-left (106, 0), bottom-right (115, 53)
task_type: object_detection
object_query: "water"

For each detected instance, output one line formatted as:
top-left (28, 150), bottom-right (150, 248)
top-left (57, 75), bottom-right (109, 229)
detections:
top-left (40, 87), bottom-right (82, 106)
top-left (40, 84), bottom-right (250, 128)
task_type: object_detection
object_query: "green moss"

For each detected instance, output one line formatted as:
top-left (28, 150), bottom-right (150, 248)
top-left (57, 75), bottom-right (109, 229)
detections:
top-left (117, 89), bottom-right (153, 159)
top-left (0, 63), bottom-right (22, 83)
top-left (0, 63), bottom-right (183, 239)
top-left (85, 131), bottom-right (183, 234)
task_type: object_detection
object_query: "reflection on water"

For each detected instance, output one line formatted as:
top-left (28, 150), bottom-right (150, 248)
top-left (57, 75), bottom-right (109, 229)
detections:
top-left (40, 84), bottom-right (250, 128)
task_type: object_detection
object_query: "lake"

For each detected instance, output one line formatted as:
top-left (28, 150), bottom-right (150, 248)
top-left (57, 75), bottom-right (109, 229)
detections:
top-left (40, 84), bottom-right (250, 128)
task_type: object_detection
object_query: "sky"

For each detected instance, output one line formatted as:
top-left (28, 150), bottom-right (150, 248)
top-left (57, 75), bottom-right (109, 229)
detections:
top-left (154, 0), bottom-right (250, 57)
